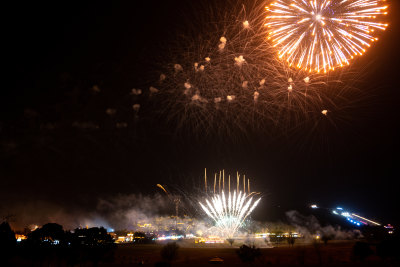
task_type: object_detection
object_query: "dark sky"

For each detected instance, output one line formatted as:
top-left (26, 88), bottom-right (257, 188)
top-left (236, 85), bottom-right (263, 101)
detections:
top-left (1, 1), bottom-right (399, 227)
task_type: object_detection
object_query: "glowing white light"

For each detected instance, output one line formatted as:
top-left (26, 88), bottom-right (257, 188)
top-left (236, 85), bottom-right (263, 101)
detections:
top-left (199, 190), bottom-right (261, 238)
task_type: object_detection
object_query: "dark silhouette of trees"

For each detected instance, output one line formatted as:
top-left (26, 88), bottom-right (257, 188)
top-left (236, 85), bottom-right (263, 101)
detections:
top-left (19, 224), bottom-right (115, 266)
top-left (313, 239), bottom-right (323, 266)
top-left (27, 223), bottom-right (66, 246)
top-left (161, 242), bottom-right (179, 262)
top-left (236, 244), bottom-right (261, 263)
top-left (0, 221), bottom-right (17, 265)
top-left (376, 231), bottom-right (400, 262)
top-left (352, 241), bottom-right (373, 262)
top-left (321, 233), bottom-right (334, 245)
top-left (287, 232), bottom-right (295, 247)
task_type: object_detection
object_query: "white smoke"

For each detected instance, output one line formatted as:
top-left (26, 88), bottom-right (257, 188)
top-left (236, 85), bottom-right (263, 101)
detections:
top-left (285, 210), bottom-right (362, 241)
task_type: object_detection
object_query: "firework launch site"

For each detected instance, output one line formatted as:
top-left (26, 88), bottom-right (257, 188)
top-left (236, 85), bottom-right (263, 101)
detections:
top-left (2, 210), bottom-right (397, 266)
top-left (2, 175), bottom-right (398, 266)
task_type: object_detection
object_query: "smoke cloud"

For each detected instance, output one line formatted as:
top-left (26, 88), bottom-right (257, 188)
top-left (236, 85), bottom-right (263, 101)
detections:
top-left (285, 210), bottom-right (362, 241)
top-left (2, 193), bottom-right (175, 231)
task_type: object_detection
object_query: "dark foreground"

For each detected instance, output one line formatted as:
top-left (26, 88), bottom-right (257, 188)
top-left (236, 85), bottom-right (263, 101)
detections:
top-left (7, 240), bottom-right (399, 266)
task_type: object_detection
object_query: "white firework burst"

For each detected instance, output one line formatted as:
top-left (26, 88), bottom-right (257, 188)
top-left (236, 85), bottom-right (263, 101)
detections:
top-left (199, 190), bottom-right (261, 238)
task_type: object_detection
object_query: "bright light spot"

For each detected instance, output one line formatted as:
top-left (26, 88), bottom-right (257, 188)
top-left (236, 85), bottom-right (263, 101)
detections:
top-left (234, 55), bottom-right (246, 67)
top-left (227, 95), bottom-right (236, 101)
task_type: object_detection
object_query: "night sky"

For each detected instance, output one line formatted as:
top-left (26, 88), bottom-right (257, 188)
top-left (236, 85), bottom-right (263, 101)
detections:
top-left (1, 1), bottom-right (399, 227)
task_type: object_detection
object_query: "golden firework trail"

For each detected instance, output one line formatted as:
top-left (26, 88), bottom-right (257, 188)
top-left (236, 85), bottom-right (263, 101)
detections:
top-left (265, 0), bottom-right (388, 73)
top-left (157, 184), bottom-right (168, 195)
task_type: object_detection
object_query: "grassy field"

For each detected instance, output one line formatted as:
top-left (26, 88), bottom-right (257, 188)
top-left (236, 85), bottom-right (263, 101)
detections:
top-left (110, 240), bottom-right (387, 266)
top-left (9, 240), bottom-right (394, 266)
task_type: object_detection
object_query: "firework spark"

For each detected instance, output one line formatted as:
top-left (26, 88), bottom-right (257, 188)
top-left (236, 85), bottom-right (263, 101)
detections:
top-left (266, 0), bottom-right (388, 72)
top-left (199, 170), bottom-right (261, 238)
top-left (128, 1), bottom-right (367, 140)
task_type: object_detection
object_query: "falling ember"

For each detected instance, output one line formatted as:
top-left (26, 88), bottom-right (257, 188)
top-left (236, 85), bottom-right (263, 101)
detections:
top-left (219, 36), bottom-right (227, 51)
top-left (200, 170), bottom-right (261, 238)
top-left (214, 97), bottom-right (222, 103)
top-left (184, 81), bottom-right (191, 89)
top-left (131, 88), bottom-right (142, 95)
top-left (160, 74), bottom-right (166, 82)
top-left (254, 91), bottom-right (260, 102)
top-left (322, 109), bottom-right (328, 115)
top-left (226, 95), bottom-right (236, 101)
top-left (174, 64), bottom-right (183, 72)
top-left (234, 55), bottom-right (245, 67)
top-left (132, 104), bottom-right (140, 112)
top-left (265, 0), bottom-right (388, 72)
top-left (149, 86), bottom-right (159, 94)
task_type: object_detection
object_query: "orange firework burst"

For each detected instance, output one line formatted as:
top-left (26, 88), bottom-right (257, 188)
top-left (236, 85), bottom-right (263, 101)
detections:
top-left (265, 0), bottom-right (388, 73)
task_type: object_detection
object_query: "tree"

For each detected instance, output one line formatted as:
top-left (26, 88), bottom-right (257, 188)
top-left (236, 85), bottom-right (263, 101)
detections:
top-left (0, 221), bottom-right (17, 264)
top-left (161, 242), bottom-right (179, 262)
top-left (313, 239), bottom-right (323, 266)
top-left (287, 232), bottom-right (295, 247)
top-left (352, 241), bottom-right (373, 262)
top-left (227, 238), bottom-right (235, 246)
top-left (28, 223), bottom-right (65, 246)
top-left (321, 233), bottom-right (334, 245)
top-left (236, 244), bottom-right (261, 263)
